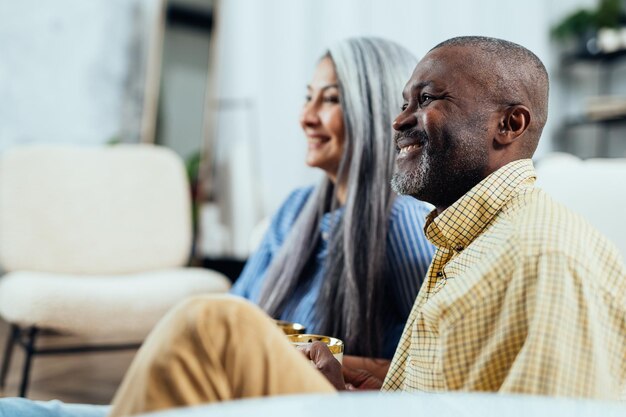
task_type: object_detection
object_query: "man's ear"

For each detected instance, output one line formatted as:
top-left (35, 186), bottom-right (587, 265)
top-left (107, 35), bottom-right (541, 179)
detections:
top-left (495, 105), bottom-right (531, 146)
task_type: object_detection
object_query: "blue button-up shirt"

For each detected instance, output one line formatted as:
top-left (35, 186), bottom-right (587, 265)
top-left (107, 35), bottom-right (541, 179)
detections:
top-left (231, 187), bottom-right (435, 358)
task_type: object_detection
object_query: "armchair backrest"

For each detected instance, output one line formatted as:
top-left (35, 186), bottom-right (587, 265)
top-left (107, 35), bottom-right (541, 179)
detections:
top-left (0, 145), bottom-right (192, 274)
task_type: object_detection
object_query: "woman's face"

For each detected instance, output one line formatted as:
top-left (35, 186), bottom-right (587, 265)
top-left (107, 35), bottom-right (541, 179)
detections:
top-left (300, 57), bottom-right (345, 181)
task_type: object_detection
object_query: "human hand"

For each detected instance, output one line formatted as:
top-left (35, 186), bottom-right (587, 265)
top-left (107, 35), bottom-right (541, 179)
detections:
top-left (300, 341), bottom-right (345, 390)
top-left (342, 365), bottom-right (383, 391)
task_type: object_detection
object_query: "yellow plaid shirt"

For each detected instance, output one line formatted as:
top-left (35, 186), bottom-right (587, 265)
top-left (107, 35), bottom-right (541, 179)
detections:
top-left (382, 159), bottom-right (626, 399)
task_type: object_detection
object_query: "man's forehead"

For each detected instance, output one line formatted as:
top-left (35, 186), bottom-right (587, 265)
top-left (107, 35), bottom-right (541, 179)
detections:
top-left (403, 45), bottom-right (482, 92)
top-left (418, 45), bottom-right (470, 72)
top-left (402, 48), bottom-right (456, 92)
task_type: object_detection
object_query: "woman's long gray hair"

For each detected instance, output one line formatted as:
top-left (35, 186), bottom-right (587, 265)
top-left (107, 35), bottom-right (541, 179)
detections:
top-left (257, 37), bottom-right (417, 357)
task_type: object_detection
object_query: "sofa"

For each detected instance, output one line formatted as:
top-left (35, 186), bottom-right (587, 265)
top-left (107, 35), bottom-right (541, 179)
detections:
top-left (137, 392), bottom-right (625, 417)
top-left (3, 387), bottom-right (625, 417)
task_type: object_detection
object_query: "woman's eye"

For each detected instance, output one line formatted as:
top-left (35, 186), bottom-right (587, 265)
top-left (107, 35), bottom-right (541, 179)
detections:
top-left (304, 95), bottom-right (312, 102)
top-left (323, 96), bottom-right (340, 104)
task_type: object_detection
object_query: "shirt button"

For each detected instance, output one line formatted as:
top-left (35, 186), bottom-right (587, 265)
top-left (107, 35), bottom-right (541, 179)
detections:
top-left (455, 245), bottom-right (464, 252)
top-left (321, 232), bottom-right (329, 241)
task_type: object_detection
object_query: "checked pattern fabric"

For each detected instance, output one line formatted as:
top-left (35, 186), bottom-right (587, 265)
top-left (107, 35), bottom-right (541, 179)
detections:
top-left (382, 159), bottom-right (626, 400)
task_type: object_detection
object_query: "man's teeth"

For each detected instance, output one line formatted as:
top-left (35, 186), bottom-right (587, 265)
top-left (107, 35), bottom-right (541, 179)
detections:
top-left (399, 144), bottom-right (420, 155)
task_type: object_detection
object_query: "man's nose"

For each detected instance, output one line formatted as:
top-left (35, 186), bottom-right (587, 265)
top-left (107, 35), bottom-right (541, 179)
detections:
top-left (392, 111), bottom-right (418, 132)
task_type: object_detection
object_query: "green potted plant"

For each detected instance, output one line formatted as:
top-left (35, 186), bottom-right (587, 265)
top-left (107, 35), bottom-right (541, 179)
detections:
top-left (552, 0), bottom-right (623, 54)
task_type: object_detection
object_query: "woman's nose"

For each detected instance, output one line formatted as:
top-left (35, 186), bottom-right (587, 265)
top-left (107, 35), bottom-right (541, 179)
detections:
top-left (300, 103), bottom-right (320, 127)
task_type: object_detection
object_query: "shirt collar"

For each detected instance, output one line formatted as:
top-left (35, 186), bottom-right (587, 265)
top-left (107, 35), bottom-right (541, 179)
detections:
top-left (320, 206), bottom-right (344, 234)
top-left (424, 159), bottom-right (537, 250)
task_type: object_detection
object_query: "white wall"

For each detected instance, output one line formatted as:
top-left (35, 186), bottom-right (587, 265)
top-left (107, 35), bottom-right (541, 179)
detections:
top-left (0, 0), bottom-right (135, 151)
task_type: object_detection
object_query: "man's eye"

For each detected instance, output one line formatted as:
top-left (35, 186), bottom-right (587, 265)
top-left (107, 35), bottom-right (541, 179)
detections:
top-left (401, 103), bottom-right (408, 111)
top-left (420, 94), bottom-right (434, 106)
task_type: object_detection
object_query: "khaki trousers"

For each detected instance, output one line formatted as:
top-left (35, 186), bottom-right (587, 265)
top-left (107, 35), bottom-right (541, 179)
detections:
top-left (108, 295), bottom-right (336, 417)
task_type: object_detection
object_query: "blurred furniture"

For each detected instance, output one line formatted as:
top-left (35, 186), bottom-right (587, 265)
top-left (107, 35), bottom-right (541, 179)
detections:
top-left (201, 257), bottom-right (246, 283)
top-left (558, 49), bottom-right (626, 158)
top-left (199, 216), bottom-right (269, 283)
top-left (0, 144), bottom-right (230, 397)
top-left (140, 392), bottom-right (626, 417)
top-left (535, 152), bottom-right (626, 258)
top-left (4, 391), bottom-right (625, 417)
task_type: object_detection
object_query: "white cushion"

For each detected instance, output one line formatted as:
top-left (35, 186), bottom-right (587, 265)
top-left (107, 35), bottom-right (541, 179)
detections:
top-left (0, 268), bottom-right (230, 338)
top-left (536, 153), bottom-right (626, 259)
top-left (0, 145), bottom-right (191, 274)
top-left (139, 392), bottom-right (626, 417)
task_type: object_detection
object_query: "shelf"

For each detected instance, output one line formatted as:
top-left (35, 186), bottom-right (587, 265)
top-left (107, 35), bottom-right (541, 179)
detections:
top-left (563, 114), bottom-right (626, 128)
top-left (561, 48), bottom-right (626, 66)
top-left (557, 44), bottom-right (626, 157)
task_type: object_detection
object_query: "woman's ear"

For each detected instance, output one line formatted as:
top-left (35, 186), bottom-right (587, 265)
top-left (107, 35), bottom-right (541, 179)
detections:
top-left (495, 105), bottom-right (531, 146)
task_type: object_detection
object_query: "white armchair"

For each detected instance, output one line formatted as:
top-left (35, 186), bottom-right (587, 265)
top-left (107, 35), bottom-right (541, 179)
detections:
top-left (0, 144), bottom-right (231, 397)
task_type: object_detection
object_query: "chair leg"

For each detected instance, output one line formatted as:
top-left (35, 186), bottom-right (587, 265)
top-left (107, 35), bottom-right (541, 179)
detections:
top-left (0, 324), bottom-right (19, 389)
top-left (19, 327), bottom-right (38, 398)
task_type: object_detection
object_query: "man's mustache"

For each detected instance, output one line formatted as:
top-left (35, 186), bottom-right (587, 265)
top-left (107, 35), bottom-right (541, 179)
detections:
top-left (393, 129), bottom-right (428, 149)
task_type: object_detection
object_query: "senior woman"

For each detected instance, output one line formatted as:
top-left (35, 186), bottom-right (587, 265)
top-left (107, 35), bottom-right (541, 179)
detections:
top-left (0, 37), bottom-right (433, 417)
top-left (104, 37), bottom-right (434, 416)
top-left (231, 37), bottom-right (433, 368)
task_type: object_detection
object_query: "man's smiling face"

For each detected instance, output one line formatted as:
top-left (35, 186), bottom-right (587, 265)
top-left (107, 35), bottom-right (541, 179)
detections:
top-left (391, 45), bottom-right (497, 210)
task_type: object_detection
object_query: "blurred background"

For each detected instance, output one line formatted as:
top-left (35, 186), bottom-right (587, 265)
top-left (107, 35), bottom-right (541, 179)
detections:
top-left (2, 0), bottom-right (626, 263)
top-left (1, 0), bottom-right (626, 403)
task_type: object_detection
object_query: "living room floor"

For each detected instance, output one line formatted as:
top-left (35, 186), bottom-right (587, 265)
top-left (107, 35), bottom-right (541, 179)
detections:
top-left (0, 319), bottom-right (136, 404)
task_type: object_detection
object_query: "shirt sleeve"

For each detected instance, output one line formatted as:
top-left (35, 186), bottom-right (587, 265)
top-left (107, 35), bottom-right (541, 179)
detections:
top-left (499, 251), bottom-right (625, 399)
top-left (386, 198), bottom-right (435, 319)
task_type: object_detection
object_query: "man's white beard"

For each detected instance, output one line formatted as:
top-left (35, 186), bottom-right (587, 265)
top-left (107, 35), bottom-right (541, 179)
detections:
top-left (391, 149), bottom-right (430, 196)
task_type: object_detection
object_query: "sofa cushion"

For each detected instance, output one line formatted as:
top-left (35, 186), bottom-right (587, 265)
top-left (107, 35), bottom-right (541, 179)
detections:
top-left (138, 392), bottom-right (626, 417)
top-left (0, 267), bottom-right (230, 338)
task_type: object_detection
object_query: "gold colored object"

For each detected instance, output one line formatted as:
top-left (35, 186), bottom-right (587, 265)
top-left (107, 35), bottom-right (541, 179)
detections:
top-left (275, 320), bottom-right (306, 335)
top-left (286, 334), bottom-right (344, 355)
